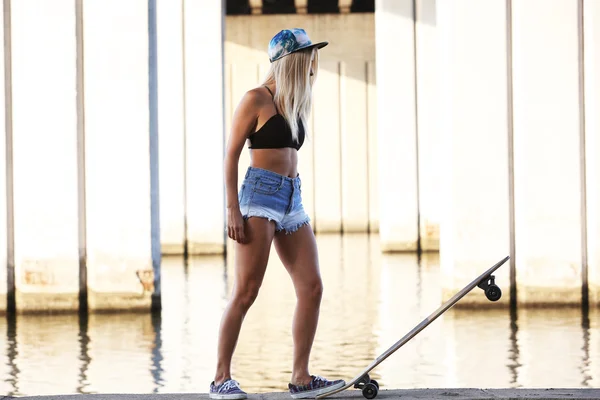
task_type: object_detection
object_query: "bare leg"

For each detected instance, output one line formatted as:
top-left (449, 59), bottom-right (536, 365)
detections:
top-left (214, 217), bottom-right (276, 385)
top-left (274, 224), bottom-right (323, 385)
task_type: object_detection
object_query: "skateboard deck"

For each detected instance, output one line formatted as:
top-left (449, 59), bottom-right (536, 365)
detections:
top-left (316, 255), bottom-right (510, 399)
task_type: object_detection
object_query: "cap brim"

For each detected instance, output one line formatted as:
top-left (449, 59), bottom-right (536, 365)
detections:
top-left (269, 41), bottom-right (329, 62)
top-left (307, 41), bottom-right (328, 50)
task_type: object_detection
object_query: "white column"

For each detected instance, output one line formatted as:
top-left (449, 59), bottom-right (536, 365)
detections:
top-left (0, 0), bottom-right (7, 313)
top-left (313, 61), bottom-right (342, 233)
top-left (11, 0), bottom-right (79, 312)
top-left (340, 62), bottom-right (369, 232)
top-left (584, 0), bottom-right (600, 307)
top-left (512, 0), bottom-right (582, 306)
top-left (375, 0), bottom-right (419, 251)
top-left (437, 0), bottom-right (511, 305)
top-left (183, 0), bottom-right (225, 254)
top-left (83, 0), bottom-right (154, 311)
top-left (367, 61), bottom-right (379, 232)
top-left (415, 0), bottom-right (440, 251)
top-left (157, 0), bottom-right (185, 255)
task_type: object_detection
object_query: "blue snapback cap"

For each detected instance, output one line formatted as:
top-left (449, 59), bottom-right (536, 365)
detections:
top-left (268, 28), bottom-right (328, 63)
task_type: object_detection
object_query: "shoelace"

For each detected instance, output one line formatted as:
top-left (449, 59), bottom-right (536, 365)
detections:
top-left (220, 379), bottom-right (241, 392)
top-left (313, 376), bottom-right (328, 385)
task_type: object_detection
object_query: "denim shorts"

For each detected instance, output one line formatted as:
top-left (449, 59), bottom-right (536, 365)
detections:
top-left (238, 166), bottom-right (311, 234)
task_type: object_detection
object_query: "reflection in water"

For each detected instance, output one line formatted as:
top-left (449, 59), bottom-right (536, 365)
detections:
top-left (151, 313), bottom-right (164, 393)
top-left (0, 234), bottom-right (598, 395)
top-left (581, 305), bottom-right (591, 387)
top-left (77, 312), bottom-right (91, 394)
top-left (507, 307), bottom-right (522, 388)
top-left (5, 314), bottom-right (19, 396)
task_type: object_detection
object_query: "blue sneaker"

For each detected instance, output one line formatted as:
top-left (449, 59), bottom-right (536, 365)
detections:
top-left (288, 375), bottom-right (345, 399)
top-left (209, 378), bottom-right (247, 399)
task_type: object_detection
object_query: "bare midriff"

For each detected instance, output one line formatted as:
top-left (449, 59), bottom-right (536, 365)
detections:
top-left (249, 147), bottom-right (299, 178)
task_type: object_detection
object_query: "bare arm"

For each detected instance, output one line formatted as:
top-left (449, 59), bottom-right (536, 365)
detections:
top-left (224, 90), bottom-right (259, 210)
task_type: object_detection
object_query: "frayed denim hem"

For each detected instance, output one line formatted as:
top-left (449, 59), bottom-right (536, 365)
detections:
top-left (283, 218), bottom-right (311, 235)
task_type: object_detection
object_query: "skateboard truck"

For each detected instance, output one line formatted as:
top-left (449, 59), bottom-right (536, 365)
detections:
top-left (477, 274), bottom-right (502, 301)
top-left (352, 374), bottom-right (379, 399)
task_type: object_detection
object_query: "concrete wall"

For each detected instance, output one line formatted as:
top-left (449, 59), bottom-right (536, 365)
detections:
top-left (0, 0), bottom-right (160, 314)
top-left (82, 0), bottom-right (157, 312)
top-left (436, 0), bottom-right (600, 307)
top-left (0, 0), bottom-right (599, 312)
top-left (436, 0), bottom-right (512, 307)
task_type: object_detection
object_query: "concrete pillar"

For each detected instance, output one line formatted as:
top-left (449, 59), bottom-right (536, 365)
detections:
top-left (313, 61), bottom-right (342, 233)
top-left (437, 0), bottom-right (511, 305)
top-left (339, 0), bottom-right (352, 13)
top-left (249, 0), bottom-right (262, 15)
top-left (584, 0), bottom-right (600, 307)
top-left (183, 0), bottom-right (225, 254)
top-left (157, 0), bottom-right (185, 256)
top-left (0, 0), bottom-right (7, 313)
top-left (83, 0), bottom-right (155, 311)
top-left (512, 0), bottom-right (582, 306)
top-left (415, 0), bottom-right (440, 251)
top-left (367, 61), bottom-right (379, 232)
top-left (10, 0), bottom-right (79, 312)
top-left (340, 62), bottom-right (369, 232)
top-left (374, 0), bottom-right (419, 251)
top-left (295, 0), bottom-right (307, 14)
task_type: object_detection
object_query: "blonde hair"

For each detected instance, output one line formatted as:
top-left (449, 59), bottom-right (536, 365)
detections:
top-left (262, 47), bottom-right (319, 143)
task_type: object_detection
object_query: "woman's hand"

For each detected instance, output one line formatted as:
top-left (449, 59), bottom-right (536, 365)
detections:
top-left (227, 206), bottom-right (246, 243)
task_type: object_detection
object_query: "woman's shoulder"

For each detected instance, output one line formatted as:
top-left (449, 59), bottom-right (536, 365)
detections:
top-left (234, 86), bottom-right (271, 115)
top-left (243, 86), bottom-right (271, 104)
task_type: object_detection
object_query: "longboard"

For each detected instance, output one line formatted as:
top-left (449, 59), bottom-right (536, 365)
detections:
top-left (317, 255), bottom-right (510, 399)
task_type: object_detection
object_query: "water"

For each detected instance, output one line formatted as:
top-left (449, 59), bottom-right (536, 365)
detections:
top-left (0, 234), bottom-right (598, 396)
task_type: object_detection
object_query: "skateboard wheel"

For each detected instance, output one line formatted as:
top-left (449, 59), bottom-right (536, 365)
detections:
top-left (362, 383), bottom-right (378, 399)
top-left (485, 285), bottom-right (502, 302)
top-left (370, 379), bottom-right (379, 390)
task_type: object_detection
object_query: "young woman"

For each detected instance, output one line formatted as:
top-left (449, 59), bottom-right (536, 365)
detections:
top-left (209, 28), bottom-right (345, 399)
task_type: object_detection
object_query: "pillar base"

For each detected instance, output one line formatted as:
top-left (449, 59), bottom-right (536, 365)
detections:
top-left (15, 292), bottom-right (78, 314)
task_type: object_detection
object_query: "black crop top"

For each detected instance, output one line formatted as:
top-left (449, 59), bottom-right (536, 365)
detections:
top-left (248, 86), bottom-right (305, 151)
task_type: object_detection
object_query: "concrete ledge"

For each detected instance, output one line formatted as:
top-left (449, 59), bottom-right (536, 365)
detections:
top-left (12, 389), bottom-right (600, 400)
